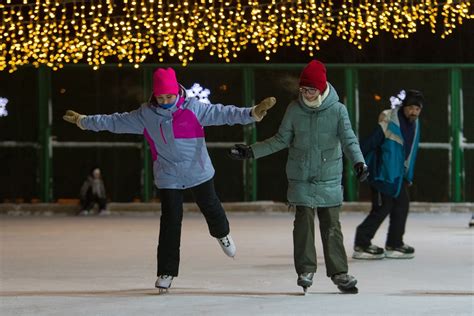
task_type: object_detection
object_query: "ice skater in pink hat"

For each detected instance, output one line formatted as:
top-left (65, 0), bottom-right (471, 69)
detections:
top-left (64, 67), bottom-right (276, 293)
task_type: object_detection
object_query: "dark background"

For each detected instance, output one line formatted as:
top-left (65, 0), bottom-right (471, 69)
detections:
top-left (1, 21), bottom-right (473, 203)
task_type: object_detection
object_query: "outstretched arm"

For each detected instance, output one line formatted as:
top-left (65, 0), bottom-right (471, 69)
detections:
top-left (194, 97), bottom-right (276, 126)
top-left (63, 108), bottom-right (144, 134)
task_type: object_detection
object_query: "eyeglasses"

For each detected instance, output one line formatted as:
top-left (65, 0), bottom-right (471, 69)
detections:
top-left (299, 87), bottom-right (319, 96)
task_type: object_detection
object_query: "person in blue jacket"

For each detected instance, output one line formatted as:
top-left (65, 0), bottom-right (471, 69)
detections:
top-left (63, 67), bottom-right (276, 292)
top-left (353, 90), bottom-right (424, 260)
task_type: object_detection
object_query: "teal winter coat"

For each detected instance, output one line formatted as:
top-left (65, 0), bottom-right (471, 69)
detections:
top-left (363, 108), bottom-right (420, 198)
top-left (251, 83), bottom-right (365, 208)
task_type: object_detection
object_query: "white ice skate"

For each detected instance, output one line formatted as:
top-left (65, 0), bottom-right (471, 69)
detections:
top-left (155, 275), bottom-right (173, 294)
top-left (216, 234), bottom-right (236, 258)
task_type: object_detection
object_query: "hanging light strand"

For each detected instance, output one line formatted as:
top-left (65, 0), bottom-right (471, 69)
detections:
top-left (0, 0), bottom-right (472, 72)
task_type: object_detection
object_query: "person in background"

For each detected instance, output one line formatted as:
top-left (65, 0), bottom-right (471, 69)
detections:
top-left (79, 167), bottom-right (108, 216)
top-left (63, 67), bottom-right (276, 293)
top-left (352, 89), bottom-right (424, 260)
top-left (230, 59), bottom-right (367, 294)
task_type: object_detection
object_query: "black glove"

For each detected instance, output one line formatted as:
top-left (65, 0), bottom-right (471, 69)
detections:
top-left (229, 144), bottom-right (254, 160)
top-left (354, 162), bottom-right (369, 182)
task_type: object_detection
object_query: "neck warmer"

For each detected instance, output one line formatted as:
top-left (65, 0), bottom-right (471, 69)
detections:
top-left (301, 86), bottom-right (330, 108)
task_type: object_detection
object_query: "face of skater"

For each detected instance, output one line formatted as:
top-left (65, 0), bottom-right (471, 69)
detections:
top-left (155, 94), bottom-right (177, 107)
top-left (299, 86), bottom-right (321, 102)
top-left (92, 168), bottom-right (101, 179)
top-left (402, 104), bottom-right (422, 123)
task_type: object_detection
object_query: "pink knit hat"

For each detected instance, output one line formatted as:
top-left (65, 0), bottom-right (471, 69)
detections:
top-left (153, 68), bottom-right (179, 96)
top-left (299, 60), bottom-right (327, 92)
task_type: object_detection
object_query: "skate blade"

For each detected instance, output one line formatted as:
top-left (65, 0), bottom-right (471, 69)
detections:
top-left (352, 252), bottom-right (385, 260)
top-left (158, 288), bottom-right (169, 294)
top-left (338, 286), bottom-right (358, 294)
top-left (385, 251), bottom-right (414, 259)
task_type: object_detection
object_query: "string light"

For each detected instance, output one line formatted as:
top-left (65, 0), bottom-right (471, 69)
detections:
top-left (0, 0), bottom-right (472, 72)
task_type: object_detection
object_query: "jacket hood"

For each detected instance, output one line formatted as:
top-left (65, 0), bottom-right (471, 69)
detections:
top-left (148, 84), bottom-right (188, 116)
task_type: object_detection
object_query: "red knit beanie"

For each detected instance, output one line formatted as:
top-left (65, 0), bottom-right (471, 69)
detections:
top-left (153, 67), bottom-right (179, 96)
top-left (299, 60), bottom-right (327, 92)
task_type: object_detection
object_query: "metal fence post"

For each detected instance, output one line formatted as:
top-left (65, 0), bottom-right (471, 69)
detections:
top-left (242, 67), bottom-right (257, 201)
top-left (142, 67), bottom-right (153, 201)
top-left (450, 68), bottom-right (463, 202)
top-left (38, 66), bottom-right (52, 202)
top-left (344, 67), bottom-right (358, 201)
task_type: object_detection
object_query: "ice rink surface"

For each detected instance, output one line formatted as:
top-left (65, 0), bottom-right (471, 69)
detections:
top-left (1, 212), bottom-right (473, 315)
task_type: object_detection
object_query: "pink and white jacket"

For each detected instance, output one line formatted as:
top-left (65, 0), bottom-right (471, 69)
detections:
top-left (81, 89), bottom-right (256, 189)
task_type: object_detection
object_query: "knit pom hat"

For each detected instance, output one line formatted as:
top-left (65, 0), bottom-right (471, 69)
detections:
top-left (402, 89), bottom-right (424, 108)
top-left (299, 60), bottom-right (327, 92)
top-left (153, 68), bottom-right (179, 96)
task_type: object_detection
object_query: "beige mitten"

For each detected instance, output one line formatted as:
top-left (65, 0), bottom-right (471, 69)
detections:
top-left (63, 110), bottom-right (86, 130)
top-left (251, 97), bottom-right (276, 122)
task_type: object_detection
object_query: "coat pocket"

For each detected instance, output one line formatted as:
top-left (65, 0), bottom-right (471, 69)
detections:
top-left (320, 147), bottom-right (342, 181)
top-left (286, 148), bottom-right (308, 181)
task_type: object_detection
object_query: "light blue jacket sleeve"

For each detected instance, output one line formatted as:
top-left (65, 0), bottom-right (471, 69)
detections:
top-left (81, 108), bottom-right (144, 134)
top-left (190, 100), bottom-right (256, 126)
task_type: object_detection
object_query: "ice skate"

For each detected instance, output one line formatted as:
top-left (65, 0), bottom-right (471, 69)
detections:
top-left (352, 244), bottom-right (385, 260)
top-left (216, 234), bottom-right (236, 258)
top-left (98, 209), bottom-right (110, 216)
top-left (385, 244), bottom-right (415, 259)
top-left (297, 272), bottom-right (314, 295)
top-left (77, 210), bottom-right (89, 216)
top-left (155, 275), bottom-right (173, 294)
top-left (331, 273), bottom-right (358, 294)
top-left (469, 216), bottom-right (474, 227)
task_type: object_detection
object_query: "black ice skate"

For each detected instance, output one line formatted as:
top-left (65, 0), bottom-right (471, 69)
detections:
top-left (352, 244), bottom-right (385, 260)
top-left (297, 272), bottom-right (314, 295)
top-left (385, 244), bottom-right (415, 259)
top-left (331, 273), bottom-right (358, 294)
top-left (155, 275), bottom-right (174, 294)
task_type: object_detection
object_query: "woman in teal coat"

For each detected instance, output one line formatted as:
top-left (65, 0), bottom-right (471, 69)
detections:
top-left (230, 60), bottom-right (368, 294)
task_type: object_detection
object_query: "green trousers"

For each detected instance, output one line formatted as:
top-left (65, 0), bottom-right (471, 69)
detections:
top-left (293, 205), bottom-right (348, 277)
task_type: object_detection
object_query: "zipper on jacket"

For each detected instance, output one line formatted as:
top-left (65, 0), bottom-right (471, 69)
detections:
top-left (160, 123), bottom-right (168, 144)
